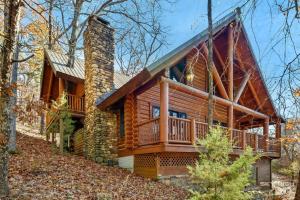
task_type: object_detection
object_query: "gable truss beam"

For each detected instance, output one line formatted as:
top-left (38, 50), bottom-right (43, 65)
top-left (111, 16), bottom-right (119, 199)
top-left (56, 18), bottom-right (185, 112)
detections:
top-left (235, 51), bottom-right (263, 111)
top-left (202, 44), bottom-right (229, 100)
top-left (234, 72), bottom-right (250, 103)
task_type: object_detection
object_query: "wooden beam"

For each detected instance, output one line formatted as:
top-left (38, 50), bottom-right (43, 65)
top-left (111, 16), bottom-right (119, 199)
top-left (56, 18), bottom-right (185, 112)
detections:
top-left (160, 81), bottom-right (169, 144)
top-left (234, 72), bottom-right (250, 103)
top-left (202, 45), bottom-right (229, 100)
top-left (213, 45), bottom-right (226, 70)
top-left (163, 77), bottom-right (268, 119)
top-left (275, 119), bottom-right (281, 139)
top-left (264, 118), bottom-right (269, 151)
top-left (235, 51), bottom-right (263, 110)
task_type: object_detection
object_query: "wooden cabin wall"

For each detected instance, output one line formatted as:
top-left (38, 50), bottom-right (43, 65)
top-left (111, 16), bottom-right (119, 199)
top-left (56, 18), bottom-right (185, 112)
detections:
top-left (41, 63), bottom-right (53, 101)
top-left (186, 50), bottom-right (207, 92)
top-left (136, 83), bottom-right (228, 125)
top-left (51, 76), bottom-right (60, 101)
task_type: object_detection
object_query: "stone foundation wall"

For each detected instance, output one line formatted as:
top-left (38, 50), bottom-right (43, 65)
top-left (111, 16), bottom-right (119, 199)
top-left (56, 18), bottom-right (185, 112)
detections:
top-left (83, 16), bottom-right (117, 164)
top-left (255, 157), bottom-right (272, 189)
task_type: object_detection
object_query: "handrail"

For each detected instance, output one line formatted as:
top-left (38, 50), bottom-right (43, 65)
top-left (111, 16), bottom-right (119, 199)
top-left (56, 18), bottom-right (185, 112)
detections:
top-left (137, 117), bottom-right (160, 127)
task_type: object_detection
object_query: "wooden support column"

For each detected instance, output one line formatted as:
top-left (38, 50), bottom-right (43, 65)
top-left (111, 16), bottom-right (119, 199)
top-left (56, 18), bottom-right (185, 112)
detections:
top-left (242, 130), bottom-right (247, 150)
top-left (191, 118), bottom-right (196, 145)
top-left (58, 78), bottom-right (65, 153)
top-left (254, 134), bottom-right (258, 151)
top-left (227, 25), bottom-right (234, 141)
top-left (275, 120), bottom-right (281, 139)
top-left (59, 118), bottom-right (64, 153)
top-left (160, 80), bottom-right (169, 144)
top-left (275, 119), bottom-right (281, 155)
top-left (264, 118), bottom-right (269, 152)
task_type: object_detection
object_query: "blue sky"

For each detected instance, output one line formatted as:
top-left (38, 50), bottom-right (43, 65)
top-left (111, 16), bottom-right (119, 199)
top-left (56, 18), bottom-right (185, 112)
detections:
top-left (160, 0), bottom-right (299, 79)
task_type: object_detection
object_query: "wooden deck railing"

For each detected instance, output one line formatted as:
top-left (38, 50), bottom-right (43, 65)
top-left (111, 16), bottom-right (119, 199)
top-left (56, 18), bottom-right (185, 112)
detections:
top-left (232, 129), bottom-right (244, 149)
top-left (137, 116), bottom-right (281, 154)
top-left (168, 117), bottom-right (192, 144)
top-left (138, 118), bottom-right (160, 146)
top-left (66, 94), bottom-right (85, 113)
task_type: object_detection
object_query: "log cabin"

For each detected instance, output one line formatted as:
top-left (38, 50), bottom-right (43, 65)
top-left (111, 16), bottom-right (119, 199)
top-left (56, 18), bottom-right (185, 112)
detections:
top-left (40, 9), bottom-right (283, 188)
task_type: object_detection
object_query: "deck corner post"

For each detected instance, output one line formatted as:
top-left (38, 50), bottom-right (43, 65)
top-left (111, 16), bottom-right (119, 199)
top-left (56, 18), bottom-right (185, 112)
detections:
top-left (254, 134), bottom-right (258, 152)
top-left (160, 80), bottom-right (169, 144)
top-left (59, 118), bottom-right (64, 153)
top-left (264, 118), bottom-right (269, 152)
top-left (242, 130), bottom-right (247, 150)
top-left (191, 118), bottom-right (196, 145)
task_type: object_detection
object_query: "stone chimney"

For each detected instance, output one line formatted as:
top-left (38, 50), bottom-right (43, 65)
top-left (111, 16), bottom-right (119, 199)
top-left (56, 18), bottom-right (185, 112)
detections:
top-left (83, 16), bottom-right (117, 164)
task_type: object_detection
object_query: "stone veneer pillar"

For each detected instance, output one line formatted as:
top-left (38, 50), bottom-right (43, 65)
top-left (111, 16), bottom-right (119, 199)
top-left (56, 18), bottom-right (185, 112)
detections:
top-left (83, 15), bottom-right (117, 164)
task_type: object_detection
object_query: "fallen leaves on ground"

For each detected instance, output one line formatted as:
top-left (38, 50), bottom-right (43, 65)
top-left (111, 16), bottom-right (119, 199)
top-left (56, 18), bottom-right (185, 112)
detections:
top-left (9, 133), bottom-right (188, 200)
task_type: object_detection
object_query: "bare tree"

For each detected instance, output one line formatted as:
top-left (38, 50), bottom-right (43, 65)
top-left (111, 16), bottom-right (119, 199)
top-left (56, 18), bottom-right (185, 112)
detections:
top-left (0, 0), bottom-right (22, 196)
top-left (207, 0), bottom-right (213, 128)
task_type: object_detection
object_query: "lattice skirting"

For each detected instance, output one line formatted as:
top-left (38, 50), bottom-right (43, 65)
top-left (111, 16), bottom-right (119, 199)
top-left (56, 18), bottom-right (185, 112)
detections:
top-left (134, 152), bottom-right (198, 178)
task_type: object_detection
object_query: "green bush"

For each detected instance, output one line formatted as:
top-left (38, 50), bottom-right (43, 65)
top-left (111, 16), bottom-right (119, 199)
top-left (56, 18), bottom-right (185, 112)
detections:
top-left (188, 126), bottom-right (260, 200)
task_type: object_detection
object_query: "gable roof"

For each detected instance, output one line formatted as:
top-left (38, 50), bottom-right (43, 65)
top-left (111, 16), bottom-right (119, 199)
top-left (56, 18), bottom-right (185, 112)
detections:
top-left (40, 50), bottom-right (131, 99)
top-left (96, 9), bottom-right (241, 108)
top-left (96, 9), bottom-right (281, 120)
top-left (45, 50), bottom-right (85, 81)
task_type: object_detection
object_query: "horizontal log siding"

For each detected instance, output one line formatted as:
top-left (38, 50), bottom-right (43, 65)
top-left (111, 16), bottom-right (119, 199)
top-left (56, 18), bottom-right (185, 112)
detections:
top-left (186, 51), bottom-right (207, 91)
top-left (136, 83), bottom-right (228, 125)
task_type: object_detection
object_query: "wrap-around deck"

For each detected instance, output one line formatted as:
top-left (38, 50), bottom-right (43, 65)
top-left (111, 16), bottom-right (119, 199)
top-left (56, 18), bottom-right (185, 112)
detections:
top-left (138, 116), bottom-right (280, 156)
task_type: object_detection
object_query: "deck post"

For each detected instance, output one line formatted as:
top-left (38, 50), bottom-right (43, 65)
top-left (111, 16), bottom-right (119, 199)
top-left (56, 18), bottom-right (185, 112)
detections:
top-left (160, 80), bottom-right (169, 144)
top-left (264, 118), bottom-right (269, 152)
top-left (275, 119), bottom-right (281, 154)
top-left (254, 134), bottom-right (258, 151)
top-left (242, 130), bottom-right (247, 150)
top-left (191, 118), bottom-right (196, 145)
top-left (228, 105), bottom-right (233, 143)
top-left (59, 118), bottom-right (64, 153)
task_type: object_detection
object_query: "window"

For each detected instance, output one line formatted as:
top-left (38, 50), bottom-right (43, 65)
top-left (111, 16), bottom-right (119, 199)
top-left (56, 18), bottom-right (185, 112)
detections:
top-left (152, 106), bottom-right (187, 119)
top-left (152, 106), bottom-right (160, 118)
top-left (119, 106), bottom-right (125, 138)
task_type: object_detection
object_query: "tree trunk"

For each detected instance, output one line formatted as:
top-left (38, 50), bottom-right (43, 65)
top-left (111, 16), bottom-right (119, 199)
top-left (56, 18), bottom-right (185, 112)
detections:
top-left (0, 0), bottom-right (21, 197)
top-left (295, 170), bottom-right (300, 200)
top-left (66, 0), bottom-right (83, 68)
top-left (8, 40), bottom-right (19, 153)
top-left (207, 0), bottom-right (214, 129)
top-left (48, 0), bottom-right (54, 49)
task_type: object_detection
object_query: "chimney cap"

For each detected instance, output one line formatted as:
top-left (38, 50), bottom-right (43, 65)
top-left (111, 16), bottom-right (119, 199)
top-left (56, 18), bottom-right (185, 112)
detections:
top-left (90, 15), bottom-right (110, 26)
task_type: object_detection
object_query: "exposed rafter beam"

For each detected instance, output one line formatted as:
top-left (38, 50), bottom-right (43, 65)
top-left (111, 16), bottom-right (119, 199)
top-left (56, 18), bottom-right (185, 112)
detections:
top-left (235, 51), bottom-right (263, 111)
top-left (234, 72), bottom-right (250, 103)
top-left (202, 45), bottom-right (229, 100)
top-left (213, 45), bottom-right (226, 70)
top-left (163, 77), bottom-right (268, 119)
